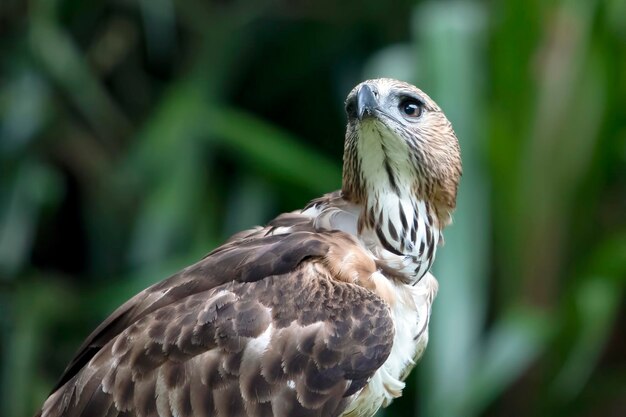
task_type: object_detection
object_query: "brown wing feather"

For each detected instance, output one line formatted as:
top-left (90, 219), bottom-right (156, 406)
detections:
top-left (50, 226), bottom-right (330, 392)
top-left (39, 218), bottom-right (394, 417)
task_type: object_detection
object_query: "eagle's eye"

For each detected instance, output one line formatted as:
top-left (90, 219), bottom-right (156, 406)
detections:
top-left (345, 98), bottom-right (357, 119)
top-left (399, 98), bottom-right (423, 119)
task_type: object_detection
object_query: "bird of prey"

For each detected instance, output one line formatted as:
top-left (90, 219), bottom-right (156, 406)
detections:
top-left (36, 78), bottom-right (461, 417)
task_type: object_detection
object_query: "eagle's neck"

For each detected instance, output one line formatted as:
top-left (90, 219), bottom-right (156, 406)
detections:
top-left (356, 184), bottom-right (440, 282)
top-left (341, 126), bottom-right (440, 282)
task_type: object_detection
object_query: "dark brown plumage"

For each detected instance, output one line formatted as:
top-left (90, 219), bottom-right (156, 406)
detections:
top-left (35, 79), bottom-right (461, 417)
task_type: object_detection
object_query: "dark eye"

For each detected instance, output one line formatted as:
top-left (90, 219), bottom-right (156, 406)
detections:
top-left (399, 98), bottom-right (423, 118)
top-left (345, 97), bottom-right (357, 118)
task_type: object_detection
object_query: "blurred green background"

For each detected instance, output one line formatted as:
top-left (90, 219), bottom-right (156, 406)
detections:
top-left (1, 0), bottom-right (625, 416)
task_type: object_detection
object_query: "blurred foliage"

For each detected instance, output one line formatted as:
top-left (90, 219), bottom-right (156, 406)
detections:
top-left (1, 0), bottom-right (625, 417)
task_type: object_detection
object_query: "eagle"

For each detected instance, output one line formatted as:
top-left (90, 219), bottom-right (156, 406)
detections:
top-left (36, 78), bottom-right (461, 417)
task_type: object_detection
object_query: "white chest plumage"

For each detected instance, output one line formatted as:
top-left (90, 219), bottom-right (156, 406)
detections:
top-left (340, 272), bottom-right (437, 417)
top-left (302, 197), bottom-right (440, 417)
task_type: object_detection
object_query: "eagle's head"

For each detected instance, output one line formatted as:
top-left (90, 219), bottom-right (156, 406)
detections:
top-left (341, 78), bottom-right (462, 225)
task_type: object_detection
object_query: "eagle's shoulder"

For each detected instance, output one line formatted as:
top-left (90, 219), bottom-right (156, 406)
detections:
top-left (41, 207), bottom-right (395, 417)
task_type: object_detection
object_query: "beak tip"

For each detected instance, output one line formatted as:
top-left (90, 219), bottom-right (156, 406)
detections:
top-left (357, 84), bottom-right (379, 120)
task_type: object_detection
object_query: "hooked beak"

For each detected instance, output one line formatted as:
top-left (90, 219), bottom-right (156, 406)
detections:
top-left (357, 84), bottom-right (379, 120)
